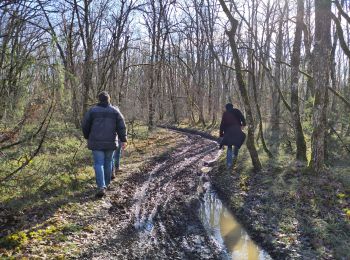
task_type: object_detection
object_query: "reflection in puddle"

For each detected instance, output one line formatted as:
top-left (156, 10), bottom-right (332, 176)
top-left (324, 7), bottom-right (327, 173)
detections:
top-left (200, 191), bottom-right (272, 260)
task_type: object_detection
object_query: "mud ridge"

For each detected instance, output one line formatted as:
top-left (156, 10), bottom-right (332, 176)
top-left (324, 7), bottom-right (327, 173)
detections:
top-left (78, 133), bottom-right (227, 259)
top-left (158, 125), bottom-right (284, 259)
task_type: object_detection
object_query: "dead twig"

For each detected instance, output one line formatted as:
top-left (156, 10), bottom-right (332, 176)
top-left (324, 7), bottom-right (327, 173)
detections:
top-left (0, 102), bottom-right (55, 183)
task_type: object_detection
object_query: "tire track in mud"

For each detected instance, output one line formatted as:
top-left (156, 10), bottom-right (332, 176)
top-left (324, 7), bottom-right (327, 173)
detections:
top-left (79, 132), bottom-right (226, 259)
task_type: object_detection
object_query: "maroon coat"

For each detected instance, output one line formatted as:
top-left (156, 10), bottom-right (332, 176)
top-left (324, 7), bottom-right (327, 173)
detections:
top-left (219, 109), bottom-right (246, 148)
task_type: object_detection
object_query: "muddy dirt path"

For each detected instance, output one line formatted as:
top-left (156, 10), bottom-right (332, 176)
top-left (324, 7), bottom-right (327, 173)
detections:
top-left (79, 132), bottom-right (226, 259)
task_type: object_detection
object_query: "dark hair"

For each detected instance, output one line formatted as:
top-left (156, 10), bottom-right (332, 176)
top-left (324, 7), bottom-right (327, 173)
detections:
top-left (225, 103), bottom-right (233, 111)
top-left (98, 91), bottom-right (110, 103)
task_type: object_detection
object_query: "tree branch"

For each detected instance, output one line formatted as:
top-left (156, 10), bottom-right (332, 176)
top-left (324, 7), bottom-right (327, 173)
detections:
top-left (0, 103), bottom-right (55, 183)
top-left (329, 124), bottom-right (350, 154)
top-left (331, 12), bottom-right (350, 60)
top-left (333, 0), bottom-right (350, 24)
top-left (327, 86), bottom-right (350, 109)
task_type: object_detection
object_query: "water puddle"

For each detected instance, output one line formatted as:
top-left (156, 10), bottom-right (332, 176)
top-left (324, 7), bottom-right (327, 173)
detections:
top-left (199, 186), bottom-right (272, 259)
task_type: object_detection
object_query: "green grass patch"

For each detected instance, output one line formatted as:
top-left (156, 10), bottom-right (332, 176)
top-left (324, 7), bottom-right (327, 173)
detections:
top-left (0, 121), bottom-right (183, 258)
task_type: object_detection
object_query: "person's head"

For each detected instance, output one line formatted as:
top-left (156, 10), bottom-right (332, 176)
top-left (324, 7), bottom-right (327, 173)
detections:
top-left (98, 91), bottom-right (110, 104)
top-left (225, 103), bottom-right (233, 111)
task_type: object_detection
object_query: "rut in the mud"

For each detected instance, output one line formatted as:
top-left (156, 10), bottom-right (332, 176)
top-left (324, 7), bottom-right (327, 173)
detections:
top-left (79, 133), bottom-right (226, 259)
top-left (78, 134), bottom-right (270, 259)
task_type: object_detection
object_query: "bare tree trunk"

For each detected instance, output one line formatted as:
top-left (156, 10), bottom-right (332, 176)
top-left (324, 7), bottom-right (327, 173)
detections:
top-left (346, 64), bottom-right (350, 136)
top-left (270, 5), bottom-right (284, 147)
top-left (326, 26), bottom-right (340, 160)
top-left (310, 0), bottom-right (332, 172)
top-left (219, 0), bottom-right (262, 172)
top-left (255, 1), bottom-right (286, 150)
top-left (118, 37), bottom-right (130, 109)
top-left (251, 57), bottom-right (273, 158)
top-left (77, 0), bottom-right (94, 115)
top-left (290, 0), bottom-right (307, 162)
top-left (304, 0), bottom-right (314, 100)
top-left (147, 0), bottom-right (157, 130)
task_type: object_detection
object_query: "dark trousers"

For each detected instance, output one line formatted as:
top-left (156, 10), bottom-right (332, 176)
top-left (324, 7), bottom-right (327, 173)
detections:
top-left (227, 145), bottom-right (239, 166)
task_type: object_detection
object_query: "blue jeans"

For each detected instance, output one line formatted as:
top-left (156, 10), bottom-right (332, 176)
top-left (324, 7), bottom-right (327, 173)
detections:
top-left (227, 145), bottom-right (239, 167)
top-left (113, 141), bottom-right (122, 169)
top-left (92, 150), bottom-right (114, 189)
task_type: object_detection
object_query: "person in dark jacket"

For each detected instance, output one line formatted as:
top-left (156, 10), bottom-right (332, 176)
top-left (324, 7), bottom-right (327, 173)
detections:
top-left (82, 91), bottom-right (127, 198)
top-left (219, 103), bottom-right (246, 168)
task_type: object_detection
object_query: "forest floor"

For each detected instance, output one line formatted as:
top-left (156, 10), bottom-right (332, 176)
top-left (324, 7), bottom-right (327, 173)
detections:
top-left (0, 124), bottom-right (349, 259)
top-left (0, 126), bottom-right (227, 259)
top-left (160, 125), bottom-right (350, 259)
top-left (209, 148), bottom-right (350, 259)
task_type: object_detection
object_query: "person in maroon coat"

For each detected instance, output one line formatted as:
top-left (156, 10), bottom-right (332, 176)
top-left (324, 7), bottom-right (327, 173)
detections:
top-left (219, 103), bottom-right (246, 168)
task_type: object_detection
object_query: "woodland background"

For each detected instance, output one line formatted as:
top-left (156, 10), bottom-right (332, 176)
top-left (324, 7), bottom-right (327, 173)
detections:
top-left (0, 0), bottom-right (349, 257)
top-left (1, 0), bottom-right (350, 173)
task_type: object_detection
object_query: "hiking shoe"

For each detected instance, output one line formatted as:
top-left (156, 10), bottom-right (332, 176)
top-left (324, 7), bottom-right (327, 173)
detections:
top-left (95, 188), bottom-right (106, 198)
top-left (111, 168), bottom-right (116, 180)
top-left (232, 157), bottom-right (237, 167)
top-left (111, 168), bottom-right (123, 180)
top-left (116, 167), bottom-right (123, 172)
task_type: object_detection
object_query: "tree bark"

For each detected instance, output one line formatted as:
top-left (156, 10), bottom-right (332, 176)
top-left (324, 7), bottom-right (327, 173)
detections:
top-left (218, 0), bottom-right (262, 172)
top-left (270, 2), bottom-right (287, 148)
top-left (290, 0), bottom-right (307, 162)
top-left (250, 56), bottom-right (273, 158)
top-left (310, 0), bottom-right (332, 172)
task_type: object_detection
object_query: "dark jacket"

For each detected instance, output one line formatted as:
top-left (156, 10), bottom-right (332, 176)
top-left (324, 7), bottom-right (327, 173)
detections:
top-left (219, 108), bottom-right (246, 148)
top-left (82, 103), bottom-right (127, 151)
